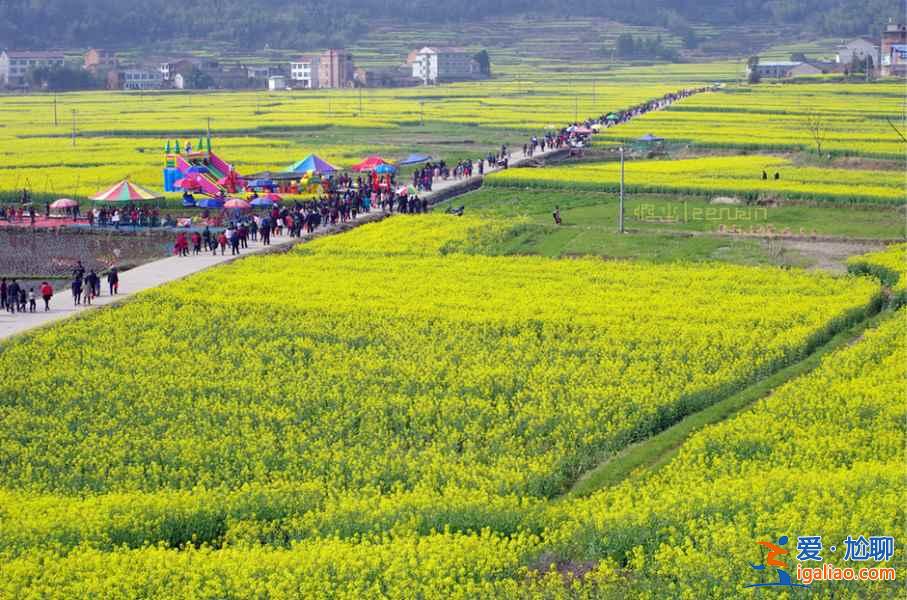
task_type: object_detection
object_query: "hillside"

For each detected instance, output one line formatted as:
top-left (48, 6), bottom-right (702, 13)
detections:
top-left (0, 0), bottom-right (902, 50)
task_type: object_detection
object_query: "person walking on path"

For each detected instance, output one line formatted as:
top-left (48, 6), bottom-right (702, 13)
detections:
top-left (7, 279), bottom-right (20, 313)
top-left (0, 278), bottom-right (7, 311)
top-left (71, 276), bottom-right (82, 307)
top-left (40, 281), bottom-right (53, 311)
top-left (217, 231), bottom-right (227, 256)
top-left (191, 231), bottom-right (202, 255)
top-left (27, 288), bottom-right (36, 312)
top-left (107, 268), bottom-right (119, 296)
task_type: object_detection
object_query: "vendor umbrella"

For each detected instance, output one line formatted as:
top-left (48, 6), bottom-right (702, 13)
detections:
top-left (50, 198), bottom-right (78, 209)
top-left (262, 193), bottom-right (283, 202)
top-left (196, 198), bottom-right (225, 209)
top-left (224, 198), bottom-right (251, 210)
top-left (250, 197), bottom-right (276, 208)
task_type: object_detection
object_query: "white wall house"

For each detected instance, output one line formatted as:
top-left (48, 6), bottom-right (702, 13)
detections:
top-left (290, 57), bottom-right (319, 88)
top-left (0, 51), bottom-right (65, 86)
top-left (121, 69), bottom-right (162, 90)
top-left (411, 47), bottom-right (476, 85)
top-left (268, 75), bottom-right (287, 91)
top-left (836, 37), bottom-right (880, 66)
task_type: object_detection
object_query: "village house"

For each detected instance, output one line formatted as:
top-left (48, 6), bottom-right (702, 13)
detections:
top-left (289, 50), bottom-right (354, 89)
top-left (835, 37), bottom-right (880, 68)
top-left (83, 49), bottom-right (118, 73)
top-left (318, 49), bottom-right (354, 88)
top-left (880, 22), bottom-right (907, 77)
top-left (410, 47), bottom-right (479, 84)
top-left (290, 55), bottom-right (319, 88)
top-left (0, 50), bottom-right (66, 86)
top-left (106, 67), bottom-right (163, 90)
top-left (354, 66), bottom-right (419, 88)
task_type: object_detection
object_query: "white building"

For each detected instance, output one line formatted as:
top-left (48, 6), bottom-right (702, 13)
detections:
top-left (411, 47), bottom-right (477, 85)
top-left (290, 56), bottom-right (319, 89)
top-left (120, 69), bottom-right (162, 90)
top-left (836, 37), bottom-right (880, 67)
top-left (268, 75), bottom-right (287, 90)
top-left (0, 51), bottom-right (66, 86)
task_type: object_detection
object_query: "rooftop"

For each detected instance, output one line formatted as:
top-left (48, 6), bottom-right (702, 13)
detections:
top-left (4, 50), bottom-right (65, 59)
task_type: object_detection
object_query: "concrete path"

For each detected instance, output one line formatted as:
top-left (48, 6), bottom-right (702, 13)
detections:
top-left (0, 146), bottom-right (552, 343)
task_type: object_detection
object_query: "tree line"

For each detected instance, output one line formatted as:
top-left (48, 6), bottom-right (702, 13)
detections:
top-left (0, 0), bottom-right (901, 49)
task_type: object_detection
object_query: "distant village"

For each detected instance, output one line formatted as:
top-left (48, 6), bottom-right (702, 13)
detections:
top-left (747, 22), bottom-right (906, 80)
top-left (0, 46), bottom-right (492, 92)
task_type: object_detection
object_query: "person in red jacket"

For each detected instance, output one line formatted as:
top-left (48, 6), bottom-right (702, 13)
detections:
top-left (39, 281), bottom-right (53, 311)
top-left (191, 231), bottom-right (202, 255)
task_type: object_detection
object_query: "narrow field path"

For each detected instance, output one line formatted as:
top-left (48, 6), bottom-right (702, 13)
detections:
top-left (563, 306), bottom-right (890, 499)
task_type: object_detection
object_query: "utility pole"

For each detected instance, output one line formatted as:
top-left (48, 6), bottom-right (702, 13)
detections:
top-left (618, 147), bottom-right (625, 233)
top-left (53, 94), bottom-right (58, 126)
top-left (71, 110), bottom-right (77, 147)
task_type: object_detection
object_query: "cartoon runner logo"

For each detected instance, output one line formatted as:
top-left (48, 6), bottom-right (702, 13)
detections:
top-left (745, 535), bottom-right (810, 589)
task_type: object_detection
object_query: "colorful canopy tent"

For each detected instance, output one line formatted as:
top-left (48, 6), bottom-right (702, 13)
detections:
top-left (374, 163), bottom-right (397, 174)
top-left (397, 153), bottom-right (431, 166)
top-left (90, 180), bottom-right (162, 203)
top-left (286, 154), bottom-right (337, 174)
top-left (351, 156), bottom-right (390, 172)
top-left (572, 126), bottom-right (593, 135)
top-left (605, 113), bottom-right (621, 122)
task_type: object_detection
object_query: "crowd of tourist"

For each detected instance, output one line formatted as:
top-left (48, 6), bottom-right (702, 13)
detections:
top-left (3, 87), bottom-right (715, 319)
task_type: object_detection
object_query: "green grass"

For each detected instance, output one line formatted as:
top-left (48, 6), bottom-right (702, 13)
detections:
top-left (565, 305), bottom-right (891, 498)
top-left (445, 188), bottom-right (905, 240)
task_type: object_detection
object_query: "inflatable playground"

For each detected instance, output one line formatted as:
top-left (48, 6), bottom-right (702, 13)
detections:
top-left (162, 138), bottom-right (369, 204)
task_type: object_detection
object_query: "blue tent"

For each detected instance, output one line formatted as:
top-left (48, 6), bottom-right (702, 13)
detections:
top-left (286, 154), bottom-right (337, 174)
top-left (182, 198), bottom-right (197, 207)
top-left (375, 163), bottom-right (397, 174)
top-left (397, 153), bottom-right (431, 166)
top-left (250, 197), bottom-right (276, 208)
top-left (196, 198), bottom-right (225, 209)
top-left (246, 179), bottom-right (275, 189)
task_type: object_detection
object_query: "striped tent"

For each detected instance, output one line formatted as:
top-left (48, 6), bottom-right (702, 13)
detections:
top-left (90, 180), bottom-right (162, 202)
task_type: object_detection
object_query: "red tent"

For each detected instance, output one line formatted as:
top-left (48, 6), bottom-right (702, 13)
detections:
top-left (351, 155), bottom-right (390, 172)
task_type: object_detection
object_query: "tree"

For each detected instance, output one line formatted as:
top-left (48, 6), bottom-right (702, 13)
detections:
top-left (790, 52), bottom-right (808, 62)
top-left (472, 50), bottom-right (491, 77)
top-left (28, 66), bottom-right (99, 91)
top-left (805, 110), bottom-right (826, 155)
top-left (615, 33), bottom-right (636, 59)
top-left (186, 67), bottom-right (215, 90)
top-left (747, 56), bottom-right (761, 84)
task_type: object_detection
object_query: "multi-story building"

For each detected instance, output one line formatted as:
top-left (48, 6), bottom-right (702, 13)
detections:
top-left (107, 68), bottom-right (163, 90)
top-left (84, 48), bottom-right (118, 72)
top-left (410, 47), bottom-right (478, 85)
top-left (290, 55), bottom-right (319, 88)
top-left (881, 22), bottom-right (907, 77)
top-left (0, 51), bottom-right (66, 86)
top-left (318, 49), bottom-right (354, 88)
